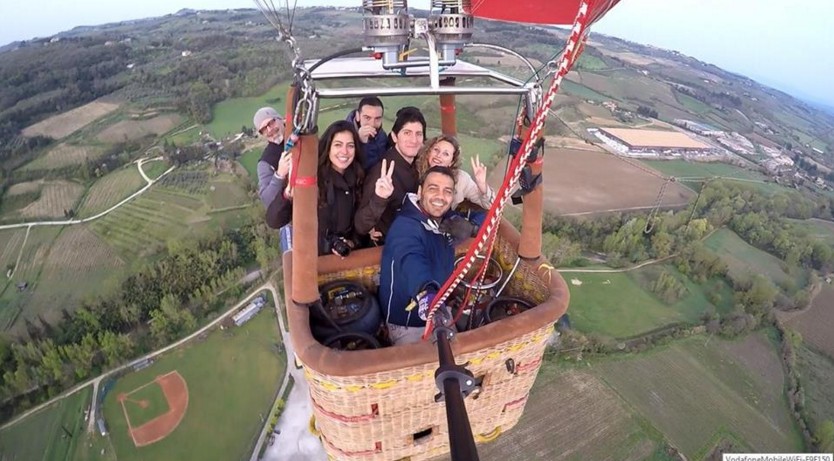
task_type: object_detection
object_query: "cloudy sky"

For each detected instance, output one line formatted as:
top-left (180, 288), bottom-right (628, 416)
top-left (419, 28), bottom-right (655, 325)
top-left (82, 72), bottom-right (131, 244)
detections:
top-left (1, 0), bottom-right (832, 106)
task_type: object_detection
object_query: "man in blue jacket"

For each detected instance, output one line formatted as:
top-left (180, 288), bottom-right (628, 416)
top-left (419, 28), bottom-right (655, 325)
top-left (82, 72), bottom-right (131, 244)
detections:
top-left (346, 97), bottom-right (387, 171)
top-left (379, 166), bottom-right (478, 345)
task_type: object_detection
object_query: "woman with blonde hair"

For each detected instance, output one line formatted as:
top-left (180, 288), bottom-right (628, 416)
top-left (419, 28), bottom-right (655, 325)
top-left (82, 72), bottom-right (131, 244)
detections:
top-left (416, 134), bottom-right (495, 210)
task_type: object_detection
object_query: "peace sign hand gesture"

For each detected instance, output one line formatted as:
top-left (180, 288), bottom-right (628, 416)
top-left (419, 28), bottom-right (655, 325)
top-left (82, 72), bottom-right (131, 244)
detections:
top-left (374, 159), bottom-right (395, 199)
top-left (471, 155), bottom-right (488, 194)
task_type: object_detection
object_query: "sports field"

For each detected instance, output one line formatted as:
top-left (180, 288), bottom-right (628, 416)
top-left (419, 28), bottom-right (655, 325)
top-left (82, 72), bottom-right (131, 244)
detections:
top-left (101, 306), bottom-right (284, 461)
top-left (0, 386), bottom-right (92, 461)
top-left (594, 333), bottom-right (802, 459)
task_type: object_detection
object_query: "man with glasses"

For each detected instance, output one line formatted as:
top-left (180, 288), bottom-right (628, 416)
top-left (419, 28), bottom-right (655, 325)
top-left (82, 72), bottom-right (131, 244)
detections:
top-left (253, 107), bottom-right (291, 207)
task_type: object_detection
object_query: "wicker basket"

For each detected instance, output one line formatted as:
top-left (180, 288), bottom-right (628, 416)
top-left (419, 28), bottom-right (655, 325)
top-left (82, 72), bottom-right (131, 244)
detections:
top-left (285, 221), bottom-right (569, 460)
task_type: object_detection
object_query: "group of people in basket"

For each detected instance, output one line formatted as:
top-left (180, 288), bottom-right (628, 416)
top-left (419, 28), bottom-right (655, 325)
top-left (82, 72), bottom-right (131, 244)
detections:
top-left (252, 98), bottom-right (496, 344)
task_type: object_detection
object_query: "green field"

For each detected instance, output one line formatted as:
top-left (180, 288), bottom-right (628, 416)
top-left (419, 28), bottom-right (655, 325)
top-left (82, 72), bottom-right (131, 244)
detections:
top-left (142, 160), bottom-right (169, 181)
top-left (0, 386), bottom-right (92, 461)
top-left (575, 54), bottom-right (608, 71)
top-left (102, 306), bottom-right (284, 461)
top-left (593, 333), bottom-right (803, 459)
top-left (786, 218), bottom-right (834, 245)
top-left (703, 228), bottom-right (805, 289)
top-left (239, 149), bottom-right (260, 182)
top-left (675, 91), bottom-right (712, 114)
top-left (562, 79), bottom-right (610, 102)
top-left (204, 83), bottom-right (288, 139)
top-left (566, 264), bottom-right (732, 338)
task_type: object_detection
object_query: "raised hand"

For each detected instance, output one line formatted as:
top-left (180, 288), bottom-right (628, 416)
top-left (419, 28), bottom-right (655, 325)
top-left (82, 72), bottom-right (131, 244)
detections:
top-left (471, 154), bottom-right (488, 194)
top-left (357, 125), bottom-right (376, 144)
top-left (275, 149), bottom-right (292, 179)
top-left (374, 159), bottom-right (395, 199)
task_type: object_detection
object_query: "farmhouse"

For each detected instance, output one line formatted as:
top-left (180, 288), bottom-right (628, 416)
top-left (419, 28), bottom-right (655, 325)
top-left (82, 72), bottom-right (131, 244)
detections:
top-left (593, 127), bottom-right (714, 157)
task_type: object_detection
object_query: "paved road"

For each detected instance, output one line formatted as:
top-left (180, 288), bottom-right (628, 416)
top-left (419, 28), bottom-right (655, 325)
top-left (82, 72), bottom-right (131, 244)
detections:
top-left (256, 288), bottom-right (327, 461)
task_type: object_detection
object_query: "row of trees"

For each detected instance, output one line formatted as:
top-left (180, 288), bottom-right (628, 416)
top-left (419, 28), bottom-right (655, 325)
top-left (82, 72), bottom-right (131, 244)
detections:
top-left (0, 220), bottom-right (281, 422)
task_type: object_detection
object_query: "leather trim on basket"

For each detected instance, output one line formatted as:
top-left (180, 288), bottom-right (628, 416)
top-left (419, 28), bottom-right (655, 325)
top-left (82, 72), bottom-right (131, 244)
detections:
top-left (285, 221), bottom-right (570, 377)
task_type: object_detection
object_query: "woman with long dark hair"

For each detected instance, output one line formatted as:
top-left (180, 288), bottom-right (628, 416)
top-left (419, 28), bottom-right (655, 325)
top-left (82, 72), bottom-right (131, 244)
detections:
top-left (266, 120), bottom-right (375, 256)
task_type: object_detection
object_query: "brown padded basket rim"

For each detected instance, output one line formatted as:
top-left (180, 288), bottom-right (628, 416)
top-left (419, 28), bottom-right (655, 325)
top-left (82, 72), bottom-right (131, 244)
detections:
top-left (284, 221), bottom-right (569, 377)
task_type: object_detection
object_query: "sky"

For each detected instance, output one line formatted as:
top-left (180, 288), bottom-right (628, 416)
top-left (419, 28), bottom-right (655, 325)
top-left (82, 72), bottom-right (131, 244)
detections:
top-left (1, 0), bottom-right (832, 106)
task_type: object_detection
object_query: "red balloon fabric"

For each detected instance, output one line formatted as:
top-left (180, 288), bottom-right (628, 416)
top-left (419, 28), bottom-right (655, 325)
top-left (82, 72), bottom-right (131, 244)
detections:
top-left (471, 0), bottom-right (621, 26)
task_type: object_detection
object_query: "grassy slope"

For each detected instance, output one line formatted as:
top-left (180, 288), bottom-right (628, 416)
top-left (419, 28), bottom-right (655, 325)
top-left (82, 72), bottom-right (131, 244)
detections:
top-left (101, 308), bottom-right (284, 461)
top-left (566, 264), bottom-right (732, 338)
top-left (703, 228), bottom-right (805, 288)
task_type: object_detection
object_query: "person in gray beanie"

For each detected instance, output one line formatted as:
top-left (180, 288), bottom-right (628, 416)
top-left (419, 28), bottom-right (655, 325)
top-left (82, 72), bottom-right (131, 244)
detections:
top-left (253, 107), bottom-right (291, 208)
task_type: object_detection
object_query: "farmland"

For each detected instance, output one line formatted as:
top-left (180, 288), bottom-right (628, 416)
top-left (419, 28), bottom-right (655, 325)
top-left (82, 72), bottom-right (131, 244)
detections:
top-left (96, 114), bottom-right (183, 143)
top-left (785, 286), bottom-right (834, 359)
top-left (0, 386), bottom-right (92, 461)
top-left (25, 226), bottom-right (125, 325)
top-left (21, 143), bottom-right (105, 171)
top-left (566, 265), bottom-right (732, 338)
top-left (495, 148), bottom-right (693, 215)
top-left (22, 100), bottom-right (121, 140)
top-left (703, 228), bottom-right (806, 289)
top-left (101, 308), bottom-right (283, 461)
top-left (141, 160), bottom-right (169, 181)
top-left (19, 181), bottom-right (86, 219)
top-left (77, 167), bottom-right (147, 218)
top-left (594, 333), bottom-right (802, 459)
top-left (91, 168), bottom-right (253, 260)
top-left (475, 369), bottom-right (666, 461)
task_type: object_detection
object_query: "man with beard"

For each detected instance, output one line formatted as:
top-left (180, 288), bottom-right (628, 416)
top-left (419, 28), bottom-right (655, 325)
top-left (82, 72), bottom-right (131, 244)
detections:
top-left (378, 166), bottom-right (478, 345)
top-left (253, 107), bottom-right (291, 208)
top-left (346, 97), bottom-right (387, 171)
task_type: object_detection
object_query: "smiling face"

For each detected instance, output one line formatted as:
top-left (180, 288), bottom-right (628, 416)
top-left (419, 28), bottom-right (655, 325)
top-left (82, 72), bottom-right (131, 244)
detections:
top-left (393, 121), bottom-right (425, 162)
top-left (426, 140), bottom-right (457, 168)
top-left (260, 117), bottom-right (284, 143)
top-left (418, 171), bottom-right (455, 219)
top-left (328, 131), bottom-right (356, 174)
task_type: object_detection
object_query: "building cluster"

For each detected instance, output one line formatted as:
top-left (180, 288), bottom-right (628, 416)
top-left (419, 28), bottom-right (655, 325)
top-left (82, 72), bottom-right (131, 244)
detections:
top-left (589, 127), bottom-right (716, 157)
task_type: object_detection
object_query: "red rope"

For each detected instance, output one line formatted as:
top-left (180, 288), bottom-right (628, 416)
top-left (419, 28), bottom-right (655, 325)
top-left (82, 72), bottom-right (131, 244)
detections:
top-left (423, 0), bottom-right (599, 339)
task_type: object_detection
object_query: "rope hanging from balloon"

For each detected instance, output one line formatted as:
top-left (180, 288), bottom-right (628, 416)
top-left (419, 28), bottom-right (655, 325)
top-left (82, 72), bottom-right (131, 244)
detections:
top-left (423, 0), bottom-right (604, 338)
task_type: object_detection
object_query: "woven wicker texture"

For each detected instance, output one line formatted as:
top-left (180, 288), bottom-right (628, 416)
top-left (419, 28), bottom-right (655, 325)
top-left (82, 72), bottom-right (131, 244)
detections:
top-left (308, 234), bottom-right (555, 460)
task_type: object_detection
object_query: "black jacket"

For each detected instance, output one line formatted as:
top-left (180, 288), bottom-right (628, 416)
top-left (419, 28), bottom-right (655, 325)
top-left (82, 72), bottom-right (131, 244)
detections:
top-left (265, 167), bottom-right (361, 255)
top-left (354, 147), bottom-right (419, 239)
